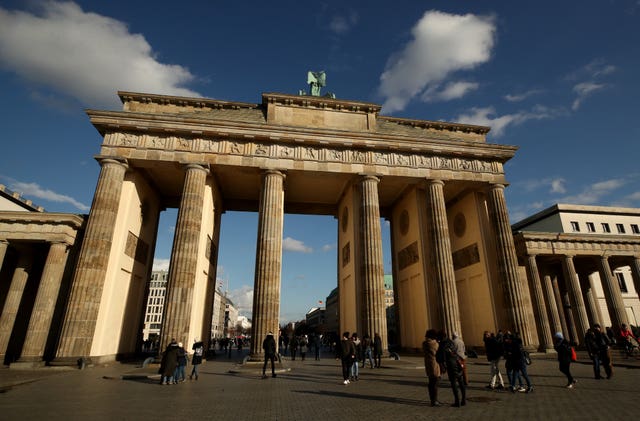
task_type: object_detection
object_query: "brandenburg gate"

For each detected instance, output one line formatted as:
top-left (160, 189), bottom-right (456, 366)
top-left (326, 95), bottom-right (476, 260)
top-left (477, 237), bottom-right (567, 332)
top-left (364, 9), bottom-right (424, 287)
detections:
top-left (1, 86), bottom-right (535, 366)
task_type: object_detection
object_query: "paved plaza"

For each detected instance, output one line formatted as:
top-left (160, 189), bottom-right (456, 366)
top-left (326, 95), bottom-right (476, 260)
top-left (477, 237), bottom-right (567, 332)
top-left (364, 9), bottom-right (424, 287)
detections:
top-left (1, 350), bottom-right (638, 420)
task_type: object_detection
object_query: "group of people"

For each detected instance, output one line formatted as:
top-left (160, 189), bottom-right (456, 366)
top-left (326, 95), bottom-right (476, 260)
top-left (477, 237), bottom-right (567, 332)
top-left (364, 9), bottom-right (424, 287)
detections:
top-left (159, 339), bottom-right (204, 385)
top-left (337, 332), bottom-right (384, 384)
top-left (482, 330), bottom-right (533, 393)
top-left (423, 330), bottom-right (468, 407)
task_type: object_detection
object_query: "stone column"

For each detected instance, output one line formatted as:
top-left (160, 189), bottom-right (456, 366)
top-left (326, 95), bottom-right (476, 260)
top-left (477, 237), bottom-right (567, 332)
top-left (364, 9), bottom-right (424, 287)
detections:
top-left (562, 292), bottom-right (579, 343)
top-left (161, 164), bottom-right (208, 350)
top-left (551, 275), bottom-right (569, 337)
top-left (250, 170), bottom-right (285, 358)
top-left (561, 255), bottom-right (589, 344)
top-left (578, 270), bottom-right (601, 327)
top-left (487, 184), bottom-right (530, 342)
top-left (524, 255), bottom-right (553, 351)
top-left (542, 273), bottom-right (563, 335)
top-left (17, 242), bottom-right (70, 365)
top-left (0, 251), bottom-right (33, 358)
top-left (55, 158), bottom-right (128, 361)
top-left (359, 175), bottom-right (387, 350)
top-left (630, 256), bottom-right (640, 301)
top-left (597, 255), bottom-right (628, 331)
top-left (0, 240), bottom-right (8, 271)
top-left (425, 179), bottom-right (461, 337)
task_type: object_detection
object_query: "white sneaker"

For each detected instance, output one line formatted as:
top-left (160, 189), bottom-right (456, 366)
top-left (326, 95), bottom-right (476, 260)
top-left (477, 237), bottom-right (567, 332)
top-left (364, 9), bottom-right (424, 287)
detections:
top-left (343, 379), bottom-right (349, 385)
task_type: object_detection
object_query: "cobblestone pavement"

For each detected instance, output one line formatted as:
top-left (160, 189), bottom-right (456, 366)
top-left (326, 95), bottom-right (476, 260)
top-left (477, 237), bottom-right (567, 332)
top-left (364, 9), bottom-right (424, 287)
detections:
top-left (1, 350), bottom-right (638, 420)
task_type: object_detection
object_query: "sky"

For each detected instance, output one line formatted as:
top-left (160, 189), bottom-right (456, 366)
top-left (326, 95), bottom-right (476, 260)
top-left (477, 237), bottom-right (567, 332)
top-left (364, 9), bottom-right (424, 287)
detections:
top-left (1, 1), bottom-right (640, 323)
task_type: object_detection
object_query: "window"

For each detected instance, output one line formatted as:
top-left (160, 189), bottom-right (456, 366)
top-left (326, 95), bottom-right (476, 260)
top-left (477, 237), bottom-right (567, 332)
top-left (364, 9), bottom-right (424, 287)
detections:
top-left (586, 222), bottom-right (595, 232)
top-left (615, 272), bottom-right (628, 293)
top-left (602, 223), bottom-right (611, 233)
top-left (570, 221), bottom-right (580, 232)
top-left (616, 223), bottom-right (626, 234)
top-left (632, 224), bottom-right (640, 234)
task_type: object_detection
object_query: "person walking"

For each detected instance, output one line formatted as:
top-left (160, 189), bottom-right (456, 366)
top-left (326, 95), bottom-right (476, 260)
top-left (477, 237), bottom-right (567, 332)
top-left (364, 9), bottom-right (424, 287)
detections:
top-left (262, 332), bottom-right (277, 378)
top-left (452, 332), bottom-right (468, 385)
top-left (159, 339), bottom-right (179, 385)
top-left (373, 332), bottom-right (383, 368)
top-left (290, 335), bottom-right (299, 361)
top-left (362, 334), bottom-right (374, 369)
top-left (554, 332), bottom-right (577, 388)
top-left (350, 333), bottom-right (361, 381)
top-left (190, 339), bottom-right (204, 380)
top-left (338, 332), bottom-right (356, 385)
top-left (423, 329), bottom-right (442, 407)
top-left (437, 332), bottom-right (466, 407)
top-left (585, 324), bottom-right (613, 379)
top-left (300, 335), bottom-right (308, 361)
top-left (483, 331), bottom-right (505, 390)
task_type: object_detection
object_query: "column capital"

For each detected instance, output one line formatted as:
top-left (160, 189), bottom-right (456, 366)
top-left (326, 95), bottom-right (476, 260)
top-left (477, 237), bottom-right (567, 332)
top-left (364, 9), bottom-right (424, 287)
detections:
top-left (183, 163), bottom-right (210, 174)
top-left (488, 183), bottom-right (506, 191)
top-left (94, 156), bottom-right (128, 170)
top-left (425, 178), bottom-right (444, 187)
top-left (359, 174), bottom-right (380, 183)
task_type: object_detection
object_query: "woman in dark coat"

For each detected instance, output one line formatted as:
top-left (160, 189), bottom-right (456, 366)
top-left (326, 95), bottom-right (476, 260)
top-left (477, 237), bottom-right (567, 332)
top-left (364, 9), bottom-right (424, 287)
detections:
top-left (437, 332), bottom-right (466, 407)
top-left (423, 329), bottom-right (441, 407)
top-left (159, 340), bottom-right (179, 385)
top-left (554, 332), bottom-right (577, 388)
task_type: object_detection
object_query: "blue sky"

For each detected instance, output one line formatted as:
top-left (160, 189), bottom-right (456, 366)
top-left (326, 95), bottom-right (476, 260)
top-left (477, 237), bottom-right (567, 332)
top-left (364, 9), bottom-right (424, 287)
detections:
top-left (1, 1), bottom-right (639, 322)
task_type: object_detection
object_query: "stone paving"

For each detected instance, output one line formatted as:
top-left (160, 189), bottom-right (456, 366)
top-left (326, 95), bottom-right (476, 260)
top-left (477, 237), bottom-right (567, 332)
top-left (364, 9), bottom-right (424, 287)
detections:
top-left (1, 349), bottom-right (638, 420)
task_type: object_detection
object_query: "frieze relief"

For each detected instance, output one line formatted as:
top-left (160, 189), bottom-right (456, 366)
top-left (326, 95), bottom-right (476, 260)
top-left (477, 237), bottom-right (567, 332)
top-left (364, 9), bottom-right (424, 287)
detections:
top-left (110, 132), bottom-right (498, 174)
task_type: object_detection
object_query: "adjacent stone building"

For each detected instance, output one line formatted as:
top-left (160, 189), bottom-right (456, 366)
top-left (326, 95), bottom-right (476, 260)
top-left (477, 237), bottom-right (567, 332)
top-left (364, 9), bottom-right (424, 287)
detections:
top-left (513, 204), bottom-right (640, 350)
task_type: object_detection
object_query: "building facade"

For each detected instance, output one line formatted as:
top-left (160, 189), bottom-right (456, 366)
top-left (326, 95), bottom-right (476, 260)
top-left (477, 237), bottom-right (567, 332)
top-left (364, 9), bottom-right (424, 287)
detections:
top-left (513, 204), bottom-right (640, 350)
top-left (0, 87), bottom-right (538, 366)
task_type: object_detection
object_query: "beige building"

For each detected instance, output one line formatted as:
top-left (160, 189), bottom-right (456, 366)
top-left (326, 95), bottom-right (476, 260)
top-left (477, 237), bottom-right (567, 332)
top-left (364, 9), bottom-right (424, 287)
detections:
top-left (0, 87), bottom-right (540, 366)
top-left (513, 204), bottom-right (640, 350)
top-left (141, 270), bottom-right (168, 342)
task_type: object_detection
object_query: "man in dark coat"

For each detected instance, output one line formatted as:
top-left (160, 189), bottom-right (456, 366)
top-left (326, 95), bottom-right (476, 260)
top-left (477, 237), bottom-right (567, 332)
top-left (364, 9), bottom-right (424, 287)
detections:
top-left (190, 340), bottom-right (204, 380)
top-left (437, 332), bottom-right (466, 407)
top-left (262, 332), bottom-right (277, 378)
top-left (159, 339), bottom-right (179, 385)
top-left (338, 331), bottom-right (356, 384)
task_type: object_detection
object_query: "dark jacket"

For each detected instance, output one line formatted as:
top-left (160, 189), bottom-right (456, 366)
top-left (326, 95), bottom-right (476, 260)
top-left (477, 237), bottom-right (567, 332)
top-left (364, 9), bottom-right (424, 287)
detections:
top-left (191, 341), bottom-right (204, 365)
top-left (339, 338), bottom-right (356, 360)
top-left (555, 339), bottom-right (573, 365)
top-left (263, 334), bottom-right (277, 358)
top-left (484, 335), bottom-right (502, 361)
top-left (160, 343), bottom-right (180, 376)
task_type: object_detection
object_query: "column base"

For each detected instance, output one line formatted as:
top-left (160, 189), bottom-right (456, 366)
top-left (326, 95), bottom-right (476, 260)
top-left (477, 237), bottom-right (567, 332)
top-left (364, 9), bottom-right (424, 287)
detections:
top-left (11, 360), bottom-right (46, 370)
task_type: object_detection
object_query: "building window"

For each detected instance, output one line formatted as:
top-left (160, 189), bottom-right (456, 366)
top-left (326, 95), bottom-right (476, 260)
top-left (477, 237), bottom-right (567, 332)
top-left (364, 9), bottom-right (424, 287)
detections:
top-left (586, 222), bottom-right (595, 232)
top-left (616, 223), bottom-right (625, 234)
top-left (570, 221), bottom-right (580, 232)
top-left (632, 224), bottom-right (640, 234)
top-left (615, 272), bottom-right (628, 293)
top-left (602, 223), bottom-right (611, 233)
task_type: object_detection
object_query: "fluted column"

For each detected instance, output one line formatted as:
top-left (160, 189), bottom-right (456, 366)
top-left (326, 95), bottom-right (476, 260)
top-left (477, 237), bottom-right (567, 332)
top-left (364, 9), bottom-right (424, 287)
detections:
top-left (597, 255), bottom-right (628, 331)
top-left (56, 158), bottom-right (128, 360)
top-left (524, 255), bottom-right (553, 351)
top-left (359, 175), bottom-right (387, 350)
top-left (542, 273), bottom-right (563, 335)
top-left (551, 275), bottom-right (569, 337)
top-left (630, 256), bottom-right (640, 302)
top-left (19, 242), bottom-right (70, 363)
top-left (0, 240), bottom-right (8, 271)
top-left (487, 184), bottom-right (530, 342)
top-left (0, 251), bottom-right (33, 357)
top-left (579, 271), bottom-right (601, 327)
top-left (161, 164), bottom-right (208, 350)
top-left (562, 255), bottom-right (589, 344)
top-left (562, 292), bottom-right (578, 343)
top-left (425, 179), bottom-right (461, 337)
top-left (250, 170), bottom-right (285, 357)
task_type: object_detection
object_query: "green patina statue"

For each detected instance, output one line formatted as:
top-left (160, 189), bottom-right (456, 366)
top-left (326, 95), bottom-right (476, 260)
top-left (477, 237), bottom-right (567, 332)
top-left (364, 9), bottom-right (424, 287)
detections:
top-left (299, 71), bottom-right (335, 98)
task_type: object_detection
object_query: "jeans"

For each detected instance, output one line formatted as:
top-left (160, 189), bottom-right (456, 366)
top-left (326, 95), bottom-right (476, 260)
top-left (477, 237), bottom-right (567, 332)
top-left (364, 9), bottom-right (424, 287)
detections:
top-left (190, 363), bottom-right (200, 379)
top-left (489, 359), bottom-right (504, 387)
top-left (350, 360), bottom-right (359, 379)
top-left (364, 348), bottom-right (374, 368)
top-left (174, 365), bottom-right (186, 382)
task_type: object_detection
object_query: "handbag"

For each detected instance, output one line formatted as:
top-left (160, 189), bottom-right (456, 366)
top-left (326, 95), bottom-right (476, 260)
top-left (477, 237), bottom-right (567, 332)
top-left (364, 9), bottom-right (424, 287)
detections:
top-left (524, 350), bottom-right (532, 365)
top-left (570, 346), bottom-right (577, 362)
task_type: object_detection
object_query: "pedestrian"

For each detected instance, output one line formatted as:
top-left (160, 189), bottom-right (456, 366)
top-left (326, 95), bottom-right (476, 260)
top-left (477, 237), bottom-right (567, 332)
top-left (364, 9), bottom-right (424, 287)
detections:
top-left (338, 331), bottom-right (356, 384)
top-left (290, 335), bottom-right (299, 361)
top-left (373, 332), bottom-right (383, 368)
top-left (483, 331), bottom-right (505, 390)
top-left (554, 332), bottom-right (577, 388)
top-left (507, 332), bottom-right (533, 393)
top-left (452, 332), bottom-right (468, 385)
top-left (159, 339), bottom-right (179, 385)
top-left (190, 339), bottom-right (204, 380)
top-left (437, 331), bottom-right (466, 407)
top-left (313, 334), bottom-right (322, 361)
top-left (174, 342), bottom-right (188, 383)
top-left (300, 335), bottom-right (308, 361)
top-left (350, 333), bottom-right (361, 381)
top-left (362, 333), bottom-right (374, 369)
top-left (585, 324), bottom-right (612, 379)
top-left (423, 329), bottom-right (441, 407)
top-left (262, 332), bottom-right (277, 378)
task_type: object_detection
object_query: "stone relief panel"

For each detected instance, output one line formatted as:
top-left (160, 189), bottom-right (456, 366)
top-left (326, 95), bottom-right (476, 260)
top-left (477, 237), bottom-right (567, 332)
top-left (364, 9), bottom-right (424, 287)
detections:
top-left (342, 242), bottom-right (351, 267)
top-left (452, 243), bottom-right (480, 270)
top-left (125, 231), bottom-right (149, 264)
top-left (397, 241), bottom-right (419, 270)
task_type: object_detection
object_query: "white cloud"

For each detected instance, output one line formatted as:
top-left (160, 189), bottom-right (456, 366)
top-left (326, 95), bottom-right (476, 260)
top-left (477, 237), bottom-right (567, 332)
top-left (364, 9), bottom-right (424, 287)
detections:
top-left (9, 180), bottom-right (89, 211)
top-left (283, 237), bottom-right (313, 253)
top-left (228, 285), bottom-right (254, 317)
top-left (504, 89), bottom-right (544, 102)
top-left (422, 81), bottom-right (479, 102)
top-left (571, 82), bottom-right (606, 110)
top-left (328, 11), bottom-right (359, 35)
top-left (0, 2), bottom-right (200, 109)
top-left (549, 178), bottom-right (567, 194)
top-left (322, 243), bottom-right (336, 252)
top-left (152, 258), bottom-right (170, 271)
top-left (558, 178), bottom-right (626, 205)
top-left (455, 105), bottom-right (558, 137)
top-left (378, 10), bottom-right (495, 113)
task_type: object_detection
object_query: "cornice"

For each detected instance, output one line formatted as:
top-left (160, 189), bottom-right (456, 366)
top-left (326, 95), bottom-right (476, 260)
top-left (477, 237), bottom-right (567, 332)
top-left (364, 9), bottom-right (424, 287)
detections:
top-left (262, 92), bottom-right (381, 114)
top-left (118, 91), bottom-right (259, 111)
top-left (378, 116), bottom-right (490, 135)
